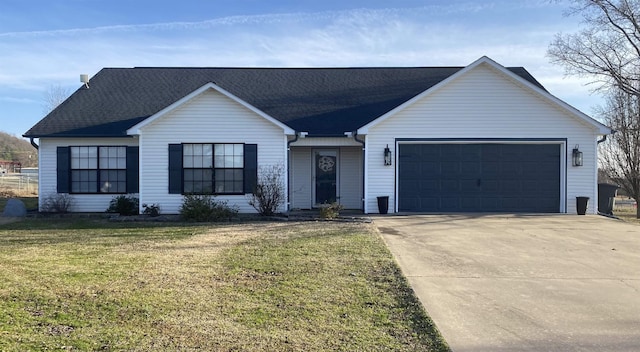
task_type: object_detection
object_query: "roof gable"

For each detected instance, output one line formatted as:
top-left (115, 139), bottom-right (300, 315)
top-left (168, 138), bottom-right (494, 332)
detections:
top-left (24, 59), bottom-right (558, 138)
top-left (357, 56), bottom-right (611, 135)
top-left (126, 82), bottom-right (295, 135)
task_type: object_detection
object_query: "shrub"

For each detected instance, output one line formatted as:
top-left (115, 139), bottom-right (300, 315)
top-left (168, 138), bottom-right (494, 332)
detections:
top-left (42, 193), bottom-right (73, 213)
top-left (180, 194), bottom-right (238, 222)
top-left (319, 202), bottom-right (344, 219)
top-left (142, 203), bottom-right (161, 217)
top-left (247, 164), bottom-right (285, 216)
top-left (106, 195), bottom-right (139, 216)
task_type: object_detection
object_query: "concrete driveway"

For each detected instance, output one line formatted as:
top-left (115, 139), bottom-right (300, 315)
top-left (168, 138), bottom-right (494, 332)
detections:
top-left (376, 214), bottom-right (640, 352)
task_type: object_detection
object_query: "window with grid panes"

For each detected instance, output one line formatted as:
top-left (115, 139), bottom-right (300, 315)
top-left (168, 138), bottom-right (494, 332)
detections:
top-left (183, 143), bottom-right (244, 194)
top-left (70, 146), bottom-right (126, 193)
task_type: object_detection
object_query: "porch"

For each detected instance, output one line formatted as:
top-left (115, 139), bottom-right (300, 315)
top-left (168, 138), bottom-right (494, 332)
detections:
top-left (289, 143), bottom-right (363, 210)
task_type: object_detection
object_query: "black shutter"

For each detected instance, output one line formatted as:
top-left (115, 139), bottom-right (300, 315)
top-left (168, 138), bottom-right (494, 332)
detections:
top-left (56, 147), bottom-right (70, 193)
top-left (168, 144), bottom-right (183, 194)
top-left (244, 144), bottom-right (258, 194)
top-left (126, 146), bottom-right (139, 193)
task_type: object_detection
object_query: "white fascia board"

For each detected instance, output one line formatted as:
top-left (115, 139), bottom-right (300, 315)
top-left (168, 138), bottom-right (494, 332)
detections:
top-left (357, 56), bottom-right (612, 135)
top-left (127, 82), bottom-right (295, 136)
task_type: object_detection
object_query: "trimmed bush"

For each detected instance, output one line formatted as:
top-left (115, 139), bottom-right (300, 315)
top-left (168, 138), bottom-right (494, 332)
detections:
top-left (106, 195), bottom-right (139, 216)
top-left (180, 194), bottom-right (238, 222)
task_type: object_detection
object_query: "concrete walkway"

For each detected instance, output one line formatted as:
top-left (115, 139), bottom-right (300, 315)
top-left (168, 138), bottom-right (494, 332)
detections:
top-left (376, 214), bottom-right (640, 352)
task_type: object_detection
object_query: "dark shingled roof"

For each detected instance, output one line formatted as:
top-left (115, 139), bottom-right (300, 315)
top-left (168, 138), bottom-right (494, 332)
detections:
top-left (24, 66), bottom-right (545, 138)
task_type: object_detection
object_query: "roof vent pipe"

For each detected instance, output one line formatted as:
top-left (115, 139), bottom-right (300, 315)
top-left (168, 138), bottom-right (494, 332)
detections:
top-left (80, 74), bottom-right (89, 89)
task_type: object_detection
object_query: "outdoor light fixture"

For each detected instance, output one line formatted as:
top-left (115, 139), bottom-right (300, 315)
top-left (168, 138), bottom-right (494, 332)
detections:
top-left (384, 144), bottom-right (392, 166)
top-left (572, 145), bottom-right (583, 167)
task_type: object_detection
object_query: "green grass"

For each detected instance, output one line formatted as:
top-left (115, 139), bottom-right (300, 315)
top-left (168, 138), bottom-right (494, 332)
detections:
top-left (0, 218), bottom-right (449, 351)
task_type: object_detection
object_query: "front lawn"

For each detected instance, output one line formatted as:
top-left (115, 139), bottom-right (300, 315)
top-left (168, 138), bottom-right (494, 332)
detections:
top-left (0, 218), bottom-right (449, 351)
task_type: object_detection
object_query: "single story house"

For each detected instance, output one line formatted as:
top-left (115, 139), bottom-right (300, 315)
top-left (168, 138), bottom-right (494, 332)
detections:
top-left (24, 56), bottom-right (611, 214)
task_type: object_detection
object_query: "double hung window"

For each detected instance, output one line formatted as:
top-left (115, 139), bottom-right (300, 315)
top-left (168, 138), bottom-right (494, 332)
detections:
top-left (183, 143), bottom-right (244, 194)
top-left (70, 146), bottom-right (126, 193)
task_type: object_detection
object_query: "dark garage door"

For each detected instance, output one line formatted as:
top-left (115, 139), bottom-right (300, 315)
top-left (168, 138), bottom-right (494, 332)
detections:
top-left (398, 143), bottom-right (560, 212)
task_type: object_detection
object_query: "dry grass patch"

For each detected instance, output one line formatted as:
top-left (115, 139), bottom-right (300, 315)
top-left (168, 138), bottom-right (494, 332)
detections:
top-left (614, 206), bottom-right (640, 224)
top-left (0, 218), bottom-right (449, 351)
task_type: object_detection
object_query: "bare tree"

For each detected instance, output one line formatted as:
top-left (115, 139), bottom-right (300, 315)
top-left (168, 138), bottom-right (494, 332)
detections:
top-left (548, 1), bottom-right (640, 217)
top-left (42, 84), bottom-right (70, 114)
top-left (247, 164), bottom-right (285, 216)
top-left (597, 87), bottom-right (640, 218)
top-left (548, 0), bottom-right (640, 96)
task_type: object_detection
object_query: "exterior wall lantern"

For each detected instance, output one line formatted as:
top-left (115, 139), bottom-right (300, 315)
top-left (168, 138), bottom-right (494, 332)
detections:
top-left (572, 145), bottom-right (583, 166)
top-left (384, 144), bottom-right (392, 166)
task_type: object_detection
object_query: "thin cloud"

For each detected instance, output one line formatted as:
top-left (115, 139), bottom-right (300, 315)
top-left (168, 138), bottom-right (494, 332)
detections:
top-left (0, 10), bottom-right (369, 38)
top-left (0, 3), bottom-right (499, 39)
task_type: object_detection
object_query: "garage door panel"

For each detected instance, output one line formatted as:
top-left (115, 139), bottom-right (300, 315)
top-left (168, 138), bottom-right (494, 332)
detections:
top-left (398, 143), bottom-right (560, 212)
top-left (501, 180), bottom-right (521, 193)
top-left (441, 180), bottom-right (459, 192)
top-left (440, 145), bottom-right (461, 159)
top-left (461, 197), bottom-right (481, 210)
top-left (420, 162), bottom-right (439, 176)
top-left (482, 145), bottom-right (502, 161)
top-left (441, 161), bottom-right (461, 176)
top-left (522, 162), bottom-right (541, 175)
top-left (482, 161), bottom-right (501, 176)
top-left (461, 162), bottom-right (481, 174)
top-left (481, 180), bottom-right (500, 192)
top-left (401, 180), bottom-right (419, 191)
top-left (401, 197), bottom-right (419, 210)
top-left (440, 197), bottom-right (460, 210)
top-left (522, 180), bottom-right (540, 193)
top-left (420, 197), bottom-right (439, 209)
top-left (460, 145), bottom-right (482, 161)
top-left (481, 197), bottom-right (500, 210)
top-left (419, 180), bottom-right (439, 192)
top-left (460, 179), bottom-right (480, 192)
top-left (501, 197), bottom-right (522, 209)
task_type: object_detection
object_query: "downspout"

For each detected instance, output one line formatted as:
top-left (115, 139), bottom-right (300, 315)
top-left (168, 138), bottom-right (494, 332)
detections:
top-left (597, 134), bottom-right (608, 144)
top-left (597, 129), bottom-right (616, 144)
top-left (30, 138), bottom-right (39, 150)
top-left (353, 133), bottom-right (366, 212)
top-left (594, 132), bottom-right (613, 215)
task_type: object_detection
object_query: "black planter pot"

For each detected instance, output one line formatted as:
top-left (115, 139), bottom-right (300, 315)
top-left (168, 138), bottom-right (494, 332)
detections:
top-left (576, 196), bottom-right (589, 215)
top-left (377, 196), bottom-right (389, 215)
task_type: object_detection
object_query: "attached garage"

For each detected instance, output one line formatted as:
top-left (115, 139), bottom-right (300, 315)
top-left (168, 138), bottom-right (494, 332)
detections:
top-left (398, 143), bottom-right (562, 213)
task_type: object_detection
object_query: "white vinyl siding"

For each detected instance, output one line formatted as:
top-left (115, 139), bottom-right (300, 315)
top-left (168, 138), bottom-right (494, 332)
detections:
top-left (365, 63), bottom-right (600, 214)
top-left (339, 147), bottom-right (363, 209)
top-left (138, 89), bottom-right (287, 214)
top-left (38, 137), bottom-right (138, 212)
top-left (290, 148), bottom-right (312, 209)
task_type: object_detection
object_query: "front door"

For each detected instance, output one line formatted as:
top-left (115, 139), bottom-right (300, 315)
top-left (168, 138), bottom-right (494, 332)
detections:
top-left (314, 149), bottom-right (338, 205)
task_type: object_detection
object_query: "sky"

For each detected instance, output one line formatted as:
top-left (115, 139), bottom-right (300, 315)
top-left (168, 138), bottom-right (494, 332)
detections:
top-left (0, 0), bottom-right (603, 139)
